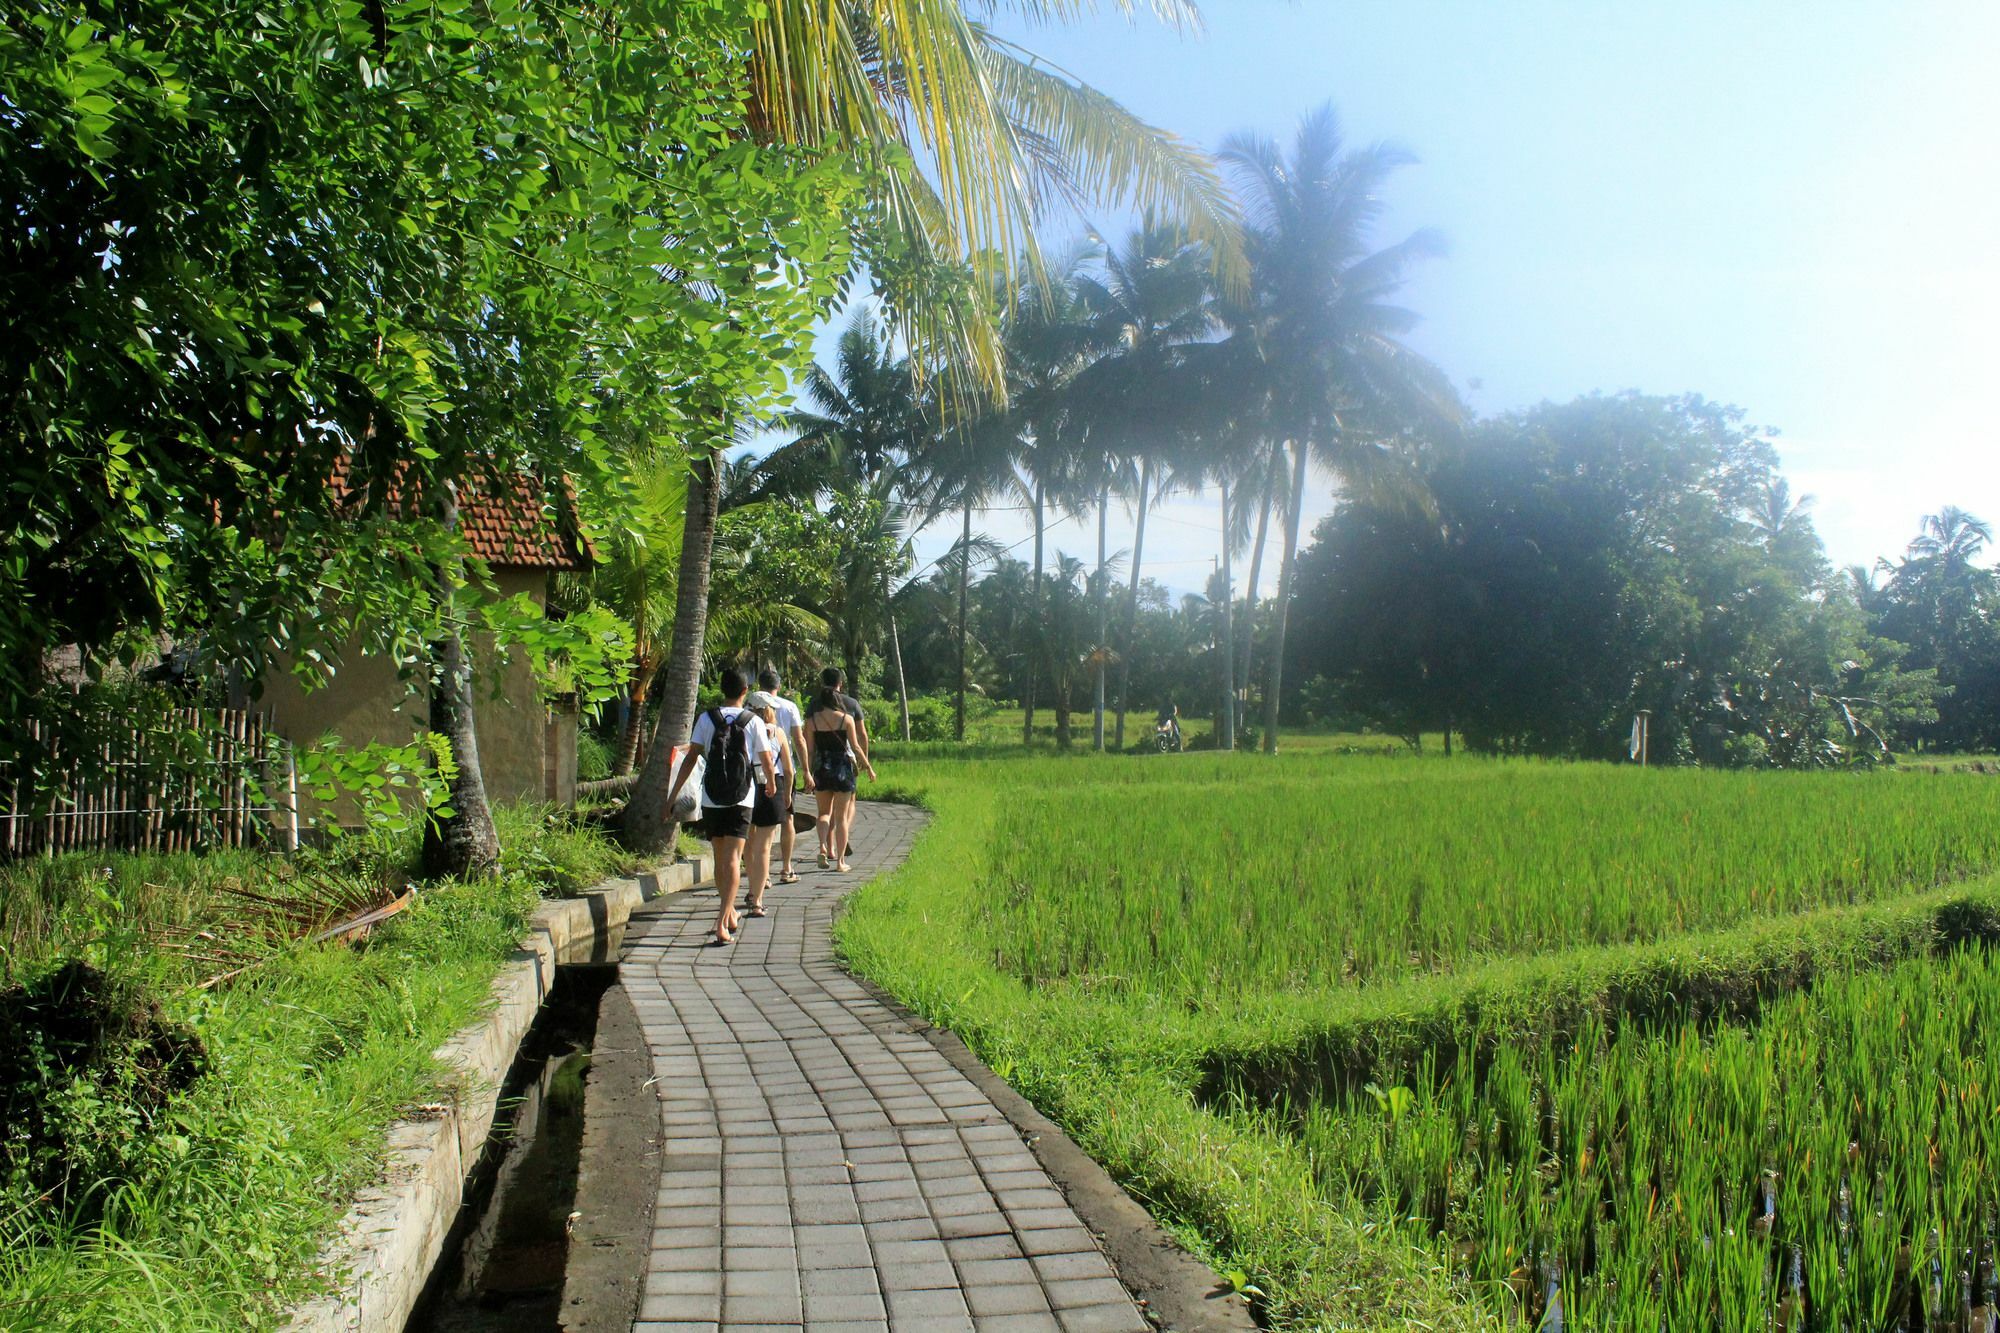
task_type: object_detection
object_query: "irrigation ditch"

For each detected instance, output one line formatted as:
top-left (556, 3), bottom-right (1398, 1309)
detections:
top-left (280, 855), bottom-right (710, 1333)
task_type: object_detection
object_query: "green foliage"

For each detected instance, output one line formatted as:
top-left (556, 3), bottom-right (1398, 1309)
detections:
top-left (480, 594), bottom-right (631, 715)
top-left (1, 0), bottom-right (861, 747)
top-left (292, 733), bottom-right (455, 852)
top-left (0, 962), bottom-right (207, 1223)
top-left (1292, 393), bottom-right (1939, 764)
top-left (1868, 507), bottom-right (2000, 752)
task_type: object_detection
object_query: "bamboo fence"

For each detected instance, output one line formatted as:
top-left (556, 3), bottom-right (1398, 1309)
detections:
top-left (1, 704), bottom-right (298, 857)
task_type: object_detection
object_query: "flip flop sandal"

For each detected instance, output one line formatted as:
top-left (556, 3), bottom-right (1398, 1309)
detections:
top-left (747, 904), bottom-right (769, 917)
top-left (777, 871), bottom-right (800, 885)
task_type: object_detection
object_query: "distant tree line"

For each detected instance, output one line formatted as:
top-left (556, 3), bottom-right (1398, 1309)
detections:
top-left (1287, 393), bottom-right (1988, 763)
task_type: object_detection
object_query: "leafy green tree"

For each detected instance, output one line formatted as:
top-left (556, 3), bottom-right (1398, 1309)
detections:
top-left (1292, 393), bottom-right (1936, 765)
top-left (5, 1), bottom-right (863, 873)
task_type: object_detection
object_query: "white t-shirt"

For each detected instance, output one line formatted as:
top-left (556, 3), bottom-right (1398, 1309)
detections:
top-left (767, 696), bottom-right (804, 776)
top-left (688, 705), bottom-right (775, 810)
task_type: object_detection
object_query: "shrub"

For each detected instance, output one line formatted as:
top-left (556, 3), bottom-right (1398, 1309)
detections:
top-left (864, 694), bottom-right (958, 743)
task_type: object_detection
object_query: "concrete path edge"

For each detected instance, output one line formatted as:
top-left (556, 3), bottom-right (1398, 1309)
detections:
top-left (282, 853), bottom-right (713, 1333)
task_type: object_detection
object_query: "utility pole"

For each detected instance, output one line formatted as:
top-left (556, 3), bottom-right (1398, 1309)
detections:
top-left (1219, 481), bottom-right (1235, 751)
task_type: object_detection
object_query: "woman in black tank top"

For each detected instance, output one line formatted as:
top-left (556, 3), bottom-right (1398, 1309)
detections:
top-left (804, 686), bottom-right (875, 871)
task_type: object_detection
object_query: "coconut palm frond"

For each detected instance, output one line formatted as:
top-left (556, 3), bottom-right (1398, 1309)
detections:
top-left (749, 1), bottom-right (1243, 398)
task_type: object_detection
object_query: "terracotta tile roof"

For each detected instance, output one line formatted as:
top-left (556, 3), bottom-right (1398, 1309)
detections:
top-left (329, 456), bottom-right (595, 571)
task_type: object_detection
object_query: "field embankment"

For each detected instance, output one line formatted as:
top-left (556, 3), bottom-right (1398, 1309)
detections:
top-left (837, 752), bottom-right (2000, 1329)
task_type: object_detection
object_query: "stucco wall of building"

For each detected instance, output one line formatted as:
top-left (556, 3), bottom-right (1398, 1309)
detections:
top-left (258, 570), bottom-right (553, 816)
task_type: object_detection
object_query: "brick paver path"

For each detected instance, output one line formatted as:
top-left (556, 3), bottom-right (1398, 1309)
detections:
top-left (619, 802), bottom-right (1149, 1333)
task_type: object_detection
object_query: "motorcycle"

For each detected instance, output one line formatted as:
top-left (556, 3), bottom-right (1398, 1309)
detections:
top-left (1154, 717), bottom-right (1184, 753)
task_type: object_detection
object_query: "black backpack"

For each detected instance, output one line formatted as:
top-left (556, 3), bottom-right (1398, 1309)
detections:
top-left (700, 708), bottom-right (755, 805)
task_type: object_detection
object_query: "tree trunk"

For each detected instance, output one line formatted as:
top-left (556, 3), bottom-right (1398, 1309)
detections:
top-left (1262, 442), bottom-right (1309, 755)
top-left (421, 487), bottom-right (500, 879)
top-left (1023, 480), bottom-right (1043, 748)
top-left (623, 444), bottom-right (721, 853)
top-left (1113, 460), bottom-right (1151, 750)
top-left (1239, 477), bottom-right (1273, 733)
top-left (887, 570), bottom-right (912, 743)
top-left (614, 665), bottom-right (652, 775)
top-left (1093, 483), bottom-right (1109, 752)
top-left (1219, 477), bottom-right (1235, 751)
top-left (954, 497), bottom-right (971, 742)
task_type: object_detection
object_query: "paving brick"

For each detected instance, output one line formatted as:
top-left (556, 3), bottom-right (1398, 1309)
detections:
top-left (885, 1286), bottom-right (974, 1319)
top-left (967, 1283), bottom-right (1057, 1317)
top-left (1057, 1305), bottom-right (1151, 1333)
top-left (1043, 1277), bottom-right (1133, 1311)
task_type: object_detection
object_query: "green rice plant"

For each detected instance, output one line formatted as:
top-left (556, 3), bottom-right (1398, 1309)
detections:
top-left (1290, 946), bottom-right (2000, 1328)
top-left (961, 754), bottom-right (2000, 996)
top-left (838, 750), bottom-right (2000, 1329)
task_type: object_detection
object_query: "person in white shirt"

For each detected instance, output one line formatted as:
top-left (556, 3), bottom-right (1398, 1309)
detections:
top-left (756, 668), bottom-right (812, 884)
top-left (742, 689), bottom-right (797, 917)
top-left (664, 666), bottom-right (777, 946)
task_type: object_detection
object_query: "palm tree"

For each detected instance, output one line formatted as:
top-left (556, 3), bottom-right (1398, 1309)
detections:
top-left (753, 308), bottom-right (924, 498)
top-left (1068, 221), bottom-right (1217, 747)
top-left (591, 460), bottom-right (687, 775)
top-left (624, 2), bottom-right (1245, 851)
top-left (1218, 104), bottom-right (1457, 753)
top-left (1910, 506), bottom-right (1993, 565)
top-left (1752, 478), bottom-right (1812, 542)
top-left (748, 2), bottom-right (1242, 397)
top-left (997, 268), bottom-right (1099, 746)
top-left (915, 388), bottom-right (1021, 742)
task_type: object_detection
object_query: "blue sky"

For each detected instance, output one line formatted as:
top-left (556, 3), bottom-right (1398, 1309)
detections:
top-left (791, 1), bottom-right (2000, 594)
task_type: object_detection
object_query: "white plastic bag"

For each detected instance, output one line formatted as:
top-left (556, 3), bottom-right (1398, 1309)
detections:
top-left (671, 754), bottom-right (704, 824)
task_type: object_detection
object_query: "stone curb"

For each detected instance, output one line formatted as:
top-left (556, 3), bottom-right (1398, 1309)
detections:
top-left (282, 853), bottom-right (713, 1333)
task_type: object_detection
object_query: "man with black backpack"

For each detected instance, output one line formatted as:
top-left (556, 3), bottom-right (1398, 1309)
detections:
top-left (664, 666), bottom-right (778, 947)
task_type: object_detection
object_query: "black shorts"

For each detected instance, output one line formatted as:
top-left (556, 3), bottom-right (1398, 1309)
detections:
top-left (752, 782), bottom-right (790, 829)
top-left (701, 804), bottom-right (751, 841)
top-left (813, 756), bottom-right (857, 794)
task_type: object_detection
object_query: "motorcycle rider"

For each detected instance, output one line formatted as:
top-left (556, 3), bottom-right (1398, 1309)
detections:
top-left (1155, 698), bottom-right (1183, 751)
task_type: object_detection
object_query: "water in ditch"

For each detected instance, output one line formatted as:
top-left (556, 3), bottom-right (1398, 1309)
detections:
top-left (404, 966), bottom-right (613, 1333)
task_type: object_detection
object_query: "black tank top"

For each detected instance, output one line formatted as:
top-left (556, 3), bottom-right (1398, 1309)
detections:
top-left (813, 714), bottom-right (852, 756)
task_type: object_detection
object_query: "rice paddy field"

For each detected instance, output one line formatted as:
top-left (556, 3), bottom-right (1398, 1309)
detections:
top-left (836, 750), bottom-right (2000, 1330)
